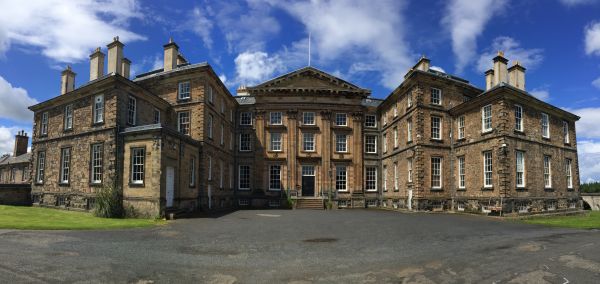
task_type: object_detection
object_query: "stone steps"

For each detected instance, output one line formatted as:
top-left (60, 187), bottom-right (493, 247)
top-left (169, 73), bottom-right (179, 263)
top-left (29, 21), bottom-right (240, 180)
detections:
top-left (296, 198), bottom-right (324, 210)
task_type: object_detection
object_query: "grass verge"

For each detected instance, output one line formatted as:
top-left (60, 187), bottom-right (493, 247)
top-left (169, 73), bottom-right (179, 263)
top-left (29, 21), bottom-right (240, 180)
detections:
top-left (0, 205), bottom-right (165, 230)
top-left (522, 211), bottom-right (600, 229)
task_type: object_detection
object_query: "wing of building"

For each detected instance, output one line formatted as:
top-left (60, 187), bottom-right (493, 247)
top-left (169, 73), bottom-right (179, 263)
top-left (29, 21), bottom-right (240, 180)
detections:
top-left (27, 38), bottom-right (581, 216)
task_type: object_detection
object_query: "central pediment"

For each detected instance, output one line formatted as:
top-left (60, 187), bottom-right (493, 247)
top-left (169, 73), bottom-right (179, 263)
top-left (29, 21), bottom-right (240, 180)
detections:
top-left (248, 66), bottom-right (370, 96)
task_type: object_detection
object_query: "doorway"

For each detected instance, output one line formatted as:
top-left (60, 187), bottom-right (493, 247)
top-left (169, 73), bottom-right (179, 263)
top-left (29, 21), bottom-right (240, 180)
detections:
top-left (166, 166), bottom-right (175, 208)
top-left (301, 165), bottom-right (315, 197)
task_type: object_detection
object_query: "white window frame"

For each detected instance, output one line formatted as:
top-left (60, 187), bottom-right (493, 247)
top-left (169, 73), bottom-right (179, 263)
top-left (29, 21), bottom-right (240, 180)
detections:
top-left (544, 155), bottom-right (552, 188)
top-left (365, 115), bottom-right (377, 128)
top-left (238, 165), bottom-right (250, 190)
top-left (516, 151), bottom-right (525, 188)
top-left (458, 116), bottom-right (465, 139)
top-left (64, 104), bottom-right (73, 130)
top-left (178, 111), bottom-right (190, 135)
top-left (36, 151), bottom-right (45, 183)
top-left (303, 112), bottom-right (315, 125)
top-left (365, 167), bottom-right (377, 192)
top-left (407, 119), bottom-right (413, 142)
top-left (393, 105), bottom-right (398, 117)
top-left (153, 108), bottom-right (160, 124)
top-left (383, 166), bottom-right (388, 192)
top-left (336, 134), bottom-right (347, 153)
top-left (431, 157), bottom-right (442, 189)
top-left (365, 135), bottom-right (377, 154)
top-left (60, 148), bottom-right (71, 184)
top-left (394, 127), bottom-right (398, 148)
top-left (566, 158), bottom-right (573, 189)
top-left (270, 112), bottom-right (282, 125)
top-left (178, 81), bottom-right (191, 100)
top-left (482, 104), bottom-right (492, 133)
top-left (408, 158), bottom-right (413, 183)
top-left (541, 113), bottom-right (550, 138)
top-left (382, 133), bottom-right (387, 153)
top-left (431, 116), bottom-right (442, 140)
top-left (41, 112), bottom-right (49, 135)
top-left (431, 88), bottom-right (442, 105)
top-left (515, 105), bottom-right (523, 132)
top-left (458, 156), bottom-right (465, 189)
top-left (335, 166), bottom-right (347, 192)
top-left (303, 132), bottom-right (315, 152)
top-left (270, 132), bottom-right (282, 151)
top-left (563, 121), bottom-right (569, 144)
top-left (91, 144), bottom-right (103, 184)
top-left (93, 95), bottom-right (104, 124)
top-left (127, 96), bottom-right (136, 126)
top-left (240, 112), bottom-right (252, 125)
top-left (394, 163), bottom-right (398, 191)
top-left (207, 114), bottom-right (213, 139)
top-left (407, 93), bottom-right (413, 108)
top-left (269, 165), bottom-right (282, 191)
top-left (131, 148), bottom-right (145, 184)
top-left (483, 151), bottom-right (493, 188)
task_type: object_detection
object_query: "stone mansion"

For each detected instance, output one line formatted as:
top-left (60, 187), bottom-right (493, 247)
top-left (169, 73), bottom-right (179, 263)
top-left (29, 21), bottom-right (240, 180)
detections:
top-left (27, 37), bottom-right (580, 216)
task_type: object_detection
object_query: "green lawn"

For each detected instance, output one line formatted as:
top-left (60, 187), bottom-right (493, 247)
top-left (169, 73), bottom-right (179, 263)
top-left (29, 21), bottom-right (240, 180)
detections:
top-left (522, 211), bottom-right (600, 229)
top-left (0, 205), bottom-right (165, 230)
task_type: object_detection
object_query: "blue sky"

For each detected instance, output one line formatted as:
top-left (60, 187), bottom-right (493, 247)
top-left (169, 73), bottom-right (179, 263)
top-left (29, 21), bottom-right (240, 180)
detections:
top-left (1, 0), bottom-right (600, 181)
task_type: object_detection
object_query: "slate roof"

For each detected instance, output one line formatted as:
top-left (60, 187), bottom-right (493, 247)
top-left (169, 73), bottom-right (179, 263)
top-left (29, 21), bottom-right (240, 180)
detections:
top-left (0, 152), bottom-right (31, 165)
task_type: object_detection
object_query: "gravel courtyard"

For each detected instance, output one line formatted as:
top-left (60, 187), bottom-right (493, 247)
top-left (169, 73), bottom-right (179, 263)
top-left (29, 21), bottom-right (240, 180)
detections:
top-left (1, 209), bottom-right (599, 283)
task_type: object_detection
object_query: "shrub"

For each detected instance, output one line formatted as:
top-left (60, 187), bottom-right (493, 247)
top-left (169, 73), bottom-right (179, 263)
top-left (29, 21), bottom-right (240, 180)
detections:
top-left (94, 184), bottom-right (124, 218)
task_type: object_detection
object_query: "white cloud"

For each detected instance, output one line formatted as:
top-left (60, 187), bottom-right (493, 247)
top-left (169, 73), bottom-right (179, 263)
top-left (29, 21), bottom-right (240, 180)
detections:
top-left (592, 76), bottom-right (600, 89)
top-left (189, 6), bottom-right (214, 49)
top-left (264, 0), bottom-right (413, 89)
top-left (0, 76), bottom-right (37, 122)
top-left (219, 74), bottom-right (227, 84)
top-left (585, 21), bottom-right (600, 56)
top-left (442, 0), bottom-right (507, 73)
top-left (476, 36), bottom-right (544, 73)
top-left (560, 0), bottom-right (598, 6)
top-left (130, 54), bottom-right (163, 77)
top-left (0, 0), bottom-right (146, 63)
top-left (234, 51), bottom-right (285, 85)
top-left (577, 140), bottom-right (600, 182)
top-left (529, 87), bottom-right (550, 101)
top-left (566, 107), bottom-right (600, 139)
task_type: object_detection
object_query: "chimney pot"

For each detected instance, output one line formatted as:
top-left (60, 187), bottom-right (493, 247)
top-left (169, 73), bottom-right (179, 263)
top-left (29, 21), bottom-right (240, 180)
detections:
top-left (89, 47), bottom-right (105, 81)
top-left (60, 65), bottom-right (76, 95)
top-left (122, 58), bottom-right (131, 79)
top-left (163, 38), bottom-right (179, 72)
top-left (107, 36), bottom-right (124, 75)
top-left (508, 60), bottom-right (526, 91)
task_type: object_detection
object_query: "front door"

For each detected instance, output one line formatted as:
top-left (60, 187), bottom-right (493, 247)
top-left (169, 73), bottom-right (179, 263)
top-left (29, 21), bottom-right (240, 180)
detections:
top-left (166, 166), bottom-right (175, 207)
top-left (301, 165), bottom-right (315, 197)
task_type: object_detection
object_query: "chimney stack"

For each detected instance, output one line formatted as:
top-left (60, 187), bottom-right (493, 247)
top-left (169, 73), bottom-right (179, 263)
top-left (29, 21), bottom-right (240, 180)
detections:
top-left (492, 51), bottom-right (508, 86)
top-left (60, 65), bottom-right (76, 95)
top-left (508, 60), bottom-right (526, 91)
top-left (415, 55), bottom-right (430, 71)
top-left (163, 38), bottom-right (179, 72)
top-left (237, 85), bottom-right (249, 96)
top-left (485, 69), bottom-right (494, 90)
top-left (13, 130), bottom-right (28, 157)
top-left (89, 47), bottom-right (105, 81)
top-left (107, 36), bottom-right (124, 75)
top-left (122, 58), bottom-right (131, 79)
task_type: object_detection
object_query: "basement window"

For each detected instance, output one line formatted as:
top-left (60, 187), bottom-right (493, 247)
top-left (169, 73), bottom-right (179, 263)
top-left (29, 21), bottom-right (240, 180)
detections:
top-left (238, 199), bottom-right (249, 206)
top-left (338, 200), bottom-right (349, 208)
top-left (367, 200), bottom-right (378, 207)
top-left (457, 202), bottom-right (465, 211)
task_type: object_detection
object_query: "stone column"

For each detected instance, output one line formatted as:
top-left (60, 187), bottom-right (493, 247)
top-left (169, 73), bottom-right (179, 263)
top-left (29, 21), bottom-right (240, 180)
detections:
top-left (287, 109), bottom-right (298, 192)
top-left (321, 110), bottom-right (332, 196)
top-left (352, 112), bottom-right (364, 193)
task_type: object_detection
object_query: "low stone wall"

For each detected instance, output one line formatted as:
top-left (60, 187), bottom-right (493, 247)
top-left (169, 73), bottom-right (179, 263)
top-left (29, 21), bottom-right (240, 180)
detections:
top-left (0, 184), bottom-right (31, 206)
top-left (582, 194), bottom-right (600, 211)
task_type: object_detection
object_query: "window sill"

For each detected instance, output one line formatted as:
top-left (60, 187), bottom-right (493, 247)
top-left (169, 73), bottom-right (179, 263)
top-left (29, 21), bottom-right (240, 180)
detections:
top-left (129, 183), bottom-right (145, 188)
top-left (58, 183), bottom-right (70, 187)
top-left (429, 104), bottom-right (443, 108)
top-left (457, 188), bottom-right (466, 191)
top-left (514, 130), bottom-right (525, 135)
top-left (365, 152), bottom-right (377, 155)
top-left (268, 189), bottom-right (282, 192)
top-left (516, 187), bottom-right (527, 191)
top-left (89, 182), bottom-right (103, 187)
top-left (430, 188), bottom-right (443, 192)
top-left (334, 151), bottom-right (348, 154)
top-left (92, 121), bottom-right (104, 127)
top-left (63, 128), bottom-right (73, 133)
top-left (268, 150), bottom-right (283, 153)
top-left (301, 150), bottom-right (316, 153)
top-left (481, 187), bottom-right (494, 191)
top-left (430, 139), bottom-right (443, 143)
top-left (544, 187), bottom-right (555, 192)
top-left (481, 130), bottom-right (493, 135)
top-left (542, 137), bottom-right (551, 141)
top-left (456, 138), bottom-right (466, 142)
top-left (407, 140), bottom-right (413, 144)
top-left (237, 188), bottom-right (251, 191)
top-left (177, 98), bottom-right (191, 103)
